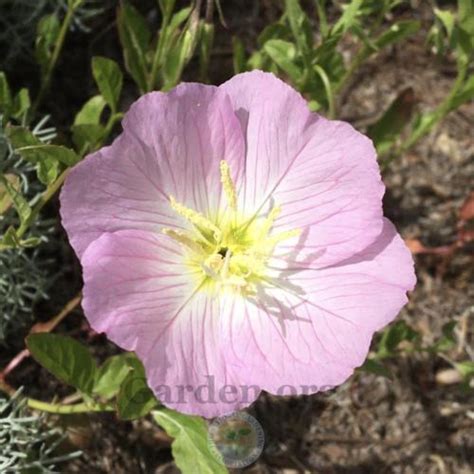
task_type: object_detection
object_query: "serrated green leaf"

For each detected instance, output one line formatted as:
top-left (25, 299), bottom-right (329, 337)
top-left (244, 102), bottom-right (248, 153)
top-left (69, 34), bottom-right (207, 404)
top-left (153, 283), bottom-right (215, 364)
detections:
top-left (264, 39), bottom-right (301, 83)
top-left (92, 57), bottom-right (123, 113)
top-left (153, 409), bottom-right (227, 474)
top-left (93, 354), bottom-right (133, 400)
top-left (74, 95), bottom-right (107, 126)
top-left (117, 361), bottom-right (157, 420)
top-left (117, 1), bottom-right (151, 93)
top-left (27, 333), bottom-right (98, 395)
top-left (0, 173), bottom-right (31, 223)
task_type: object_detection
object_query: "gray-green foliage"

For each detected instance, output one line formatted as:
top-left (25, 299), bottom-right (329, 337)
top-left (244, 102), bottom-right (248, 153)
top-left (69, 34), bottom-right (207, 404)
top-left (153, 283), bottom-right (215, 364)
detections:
top-left (0, 119), bottom-right (57, 346)
top-left (0, 390), bottom-right (81, 473)
top-left (0, 0), bottom-right (106, 70)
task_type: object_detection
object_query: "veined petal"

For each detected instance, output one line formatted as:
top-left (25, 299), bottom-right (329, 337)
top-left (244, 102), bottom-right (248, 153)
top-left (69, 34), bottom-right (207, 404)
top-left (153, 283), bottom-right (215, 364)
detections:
top-left (81, 229), bottom-right (257, 417)
top-left (61, 83), bottom-right (245, 258)
top-left (122, 83), bottom-right (245, 218)
top-left (222, 219), bottom-right (415, 394)
top-left (81, 230), bottom-right (196, 351)
top-left (220, 71), bottom-right (384, 266)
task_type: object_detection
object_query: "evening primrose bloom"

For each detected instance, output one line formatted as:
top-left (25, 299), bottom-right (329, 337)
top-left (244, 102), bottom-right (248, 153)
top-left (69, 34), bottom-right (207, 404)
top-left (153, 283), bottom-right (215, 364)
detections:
top-left (60, 71), bottom-right (415, 417)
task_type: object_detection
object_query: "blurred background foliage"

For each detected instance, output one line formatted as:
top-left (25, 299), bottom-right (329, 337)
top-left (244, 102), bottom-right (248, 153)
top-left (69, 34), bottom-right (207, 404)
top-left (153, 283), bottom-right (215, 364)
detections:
top-left (0, 1), bottom-right (473, 472)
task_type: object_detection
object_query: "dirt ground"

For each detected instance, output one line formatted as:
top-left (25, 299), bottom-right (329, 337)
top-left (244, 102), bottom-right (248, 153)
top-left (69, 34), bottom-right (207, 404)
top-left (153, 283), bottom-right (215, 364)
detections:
top-left (2, 1), bottom-right (473, 473)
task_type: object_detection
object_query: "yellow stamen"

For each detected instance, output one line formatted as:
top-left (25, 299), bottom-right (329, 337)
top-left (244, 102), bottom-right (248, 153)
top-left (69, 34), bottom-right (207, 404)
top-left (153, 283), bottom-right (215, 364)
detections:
top-left (265, 228), bottom-right (301, 247)
top-left (220, 160), bottom-right (237, 211)
top-left (169, 195), bottom-right (221, 241)
top-left (162, 228), bottom-right (205, 254)
top-left (258, 205), bottom-right (281, 239)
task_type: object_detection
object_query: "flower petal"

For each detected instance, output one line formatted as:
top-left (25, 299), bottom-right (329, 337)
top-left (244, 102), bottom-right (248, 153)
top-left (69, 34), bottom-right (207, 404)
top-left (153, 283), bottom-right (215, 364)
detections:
top-left (81, 229), bottom-right (258, 417)
top-left (220, 71), bottom-right (384, 266)
top-left (222, 219), bottom-right (415, 394)
top-left (61, 83), bottom-right (245, 258)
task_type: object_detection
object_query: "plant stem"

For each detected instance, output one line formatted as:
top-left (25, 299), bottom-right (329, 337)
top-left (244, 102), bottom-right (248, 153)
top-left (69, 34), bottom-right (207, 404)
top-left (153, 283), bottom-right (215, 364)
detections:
top-left (16, 168), bottom-right (69, 239)
top-left (402, 63), bottom-right (467, 151)
top-left (28, 398), bottom-right (113, 414)
top-left (32, 3), bottom-right (78, 114)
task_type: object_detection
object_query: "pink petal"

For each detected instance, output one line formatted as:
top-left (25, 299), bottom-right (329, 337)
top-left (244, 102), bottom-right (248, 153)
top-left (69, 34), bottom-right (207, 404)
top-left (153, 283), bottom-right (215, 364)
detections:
top-left (222, 219), bottom-right (415, 394)
top-left (220, 71), bottom-right (384, 266)
top-left (60, 83), bottom-right (245, 258)
top-left (81, 230), bottom-right (257, 417)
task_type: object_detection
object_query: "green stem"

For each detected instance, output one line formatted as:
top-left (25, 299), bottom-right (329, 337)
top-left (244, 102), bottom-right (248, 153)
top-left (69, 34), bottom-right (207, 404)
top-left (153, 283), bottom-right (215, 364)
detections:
top-left (28, 398), bottom-right (113, 414)
top-left (32, 3), bottom-right (78, 114)
top-left (402, 63), bottom-right (467, 151)
top-left (16, 168), bottom-right (69, 239)
top-left (147, 11), bottom-right (173, 91)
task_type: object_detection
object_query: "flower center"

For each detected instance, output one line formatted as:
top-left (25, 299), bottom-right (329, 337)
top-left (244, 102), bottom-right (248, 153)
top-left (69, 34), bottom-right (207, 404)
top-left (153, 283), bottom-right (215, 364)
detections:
top-left (162, 161), bottom-right (299, 294)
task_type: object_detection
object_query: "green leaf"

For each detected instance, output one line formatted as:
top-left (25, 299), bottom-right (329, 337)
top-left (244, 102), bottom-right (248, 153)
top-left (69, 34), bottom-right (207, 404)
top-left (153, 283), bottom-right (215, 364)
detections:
top-left (263, 39), bottom-right (301, 83)
top-left (153, 409), bottom-right (227, 474)
top-left (0, 72), bottom-right (12, 119)
top-left (377, 320), bottom-right (420, 358)
top-left (434, 8), bottom-right (456, 40)
top-left (0, 226), bottom-right (41, 250)
top-left (92, 57), bottom-right (123, 113)
top-left (27, 333), bottom-right (98, 395)
top-left (74, 95), bottom-right (107, 126)
top-left (285, 0), bottom-right (312, 54)
top-left (117, 359), bottom-right (157, 420)
top-left (458, 0), bottom-right (474, 36)
top-left (71, 124), bottom-right (105, 154)
top-left (17, 144), bottom-right (80, 167)
top-left (375, 20), bottom-right (420, 50)
top-left (232, 37), bottom-right (247, 74)
top-left (199, 22), bottom-right (215, 81)
top-left (360, 358), bottom-right (393, 379)
top-left (429, 321), bottom-right (457, 353)
top-left (94, 354), bottom-right (133, 400)
top-left (12, 88), bottom-right (31, 119)
top-left (0, 173), bottom-right (31, 223)
top-left (0, 174), bottom-right (20, 214)
top-left (332, 0), bottom-right (364, 36)
top-left (158, 0), bottom-right (177, 20)
top-left (367, 87), bottom-right (416, 155)
top-left (257, 23), bottom-right (292, 48)
top-left (6, 126), bottom-right (42, 148)
top-left (117, 1), bottom-right (151, 93)
top-left (455, 360), bottom-right (474, 380)
top-left (449, 74), bottom-right (474, 110)
top-left (163, 26), bottom-right (198, 90)
top-left (35, 14), bottom-right (60, 75)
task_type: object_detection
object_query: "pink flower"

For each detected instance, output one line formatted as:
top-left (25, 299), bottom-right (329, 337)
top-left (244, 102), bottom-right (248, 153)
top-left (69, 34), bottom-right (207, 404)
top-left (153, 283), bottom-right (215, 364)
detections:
top-left (60, 71), bottom-right (415, 417)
